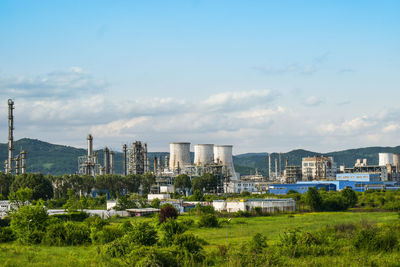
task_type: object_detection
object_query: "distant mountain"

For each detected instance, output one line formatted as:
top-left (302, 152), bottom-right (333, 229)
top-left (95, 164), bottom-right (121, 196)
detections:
top-left (1, 138), bottom-right (400, 176)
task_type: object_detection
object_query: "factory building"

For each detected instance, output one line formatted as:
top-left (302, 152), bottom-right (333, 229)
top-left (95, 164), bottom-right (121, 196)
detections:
top-left (302, 156), bottom-right (337, 181)
top-left (127, 141), bottom-right (149, 175)
top-left (213, 198), bottom-right (296, 213)
top-left (284, 165), bottom-right (302, 183)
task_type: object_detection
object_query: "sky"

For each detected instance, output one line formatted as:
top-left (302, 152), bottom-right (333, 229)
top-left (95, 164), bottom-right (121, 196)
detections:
top-left (0, 0), bottom-right (399, 154)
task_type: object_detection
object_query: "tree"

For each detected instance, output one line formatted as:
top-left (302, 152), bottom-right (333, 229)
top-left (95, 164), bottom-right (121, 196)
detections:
top-left (124, 174), bottom-right (141, 193)
top-left (128, 221), bottom-right (158, 246)
top-left (159, 218), bottom-right (187, 246)
top-left (191, 177), bottom-right (204, 192)
top-left (63, 189), bottom-right (82, 212)
top-left (159, 204), bottom-right (179, 223)
top-left (141, 173), bottom-right (156, 195)
top-left (8, 187), bottom-right (33, 208)
top-left (202, 173), bottom-right (218, 193)
top-left (10, 200), bottom-right (49, 244)
top-left (10, 173), bottom-right (53, 200)
top-left (341, 187), bottom-right (358, 208)
top-left (305, 187), bottom-right (323, 211)
top-left (174, 174), bottom-right (191, 194)
top-left (0, 172), bottom-right (14, 198)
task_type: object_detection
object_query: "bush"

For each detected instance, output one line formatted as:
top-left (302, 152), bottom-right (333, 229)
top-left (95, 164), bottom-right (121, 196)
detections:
top-left (0, 227), bottom-right (15, 242)
top-left (118, 220), bottom-right (133, 233)
top-left (235, 210), bottom-right (252, 217)
top-left (43, 223), bottom-right (66, 246)
top-left (64, 221), bottom-right (90, 245)
top-left (248, 233), bottom-right (268, 253)
top-left (0, 217), bottom-right (11, 227)
top-left (126, 246), bottom-right (178, 267)
top-left (159, 204), bottom-right (178, 224)
top-left (179, 218), bottom-right (194, 227)
top-left (322, 196), bottom-right (348, 211)
top-left (84, 215), bottom-right (108, 230)
top-left (90, 225), bottom-right (124, 245)
top-left (173, 233), bottom-right (206, 263)
top-left (10, 200), bottom-right (49, 244)
top-left (198, 214), bottom-right (219, 228)
top-left (128, 221), bottom-right (158, 246)
top-left (52, 211), bottom-right (89, 222)
top-left (159, 218), bottom-right (187, 246)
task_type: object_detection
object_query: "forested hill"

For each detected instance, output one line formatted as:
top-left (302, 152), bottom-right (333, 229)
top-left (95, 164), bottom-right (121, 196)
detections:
top-left (1, 138), bottom-right (400, 176)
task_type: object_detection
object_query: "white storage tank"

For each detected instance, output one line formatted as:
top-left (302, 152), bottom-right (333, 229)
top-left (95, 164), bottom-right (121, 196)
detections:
top-left (194, 144), bottom-right (214, 166)
top-left (169, 142), bottom-right (191, 171)
top-left (214, 145), bottom-right (237, 180)
top-left (379, 153), bottom-right (394, 166)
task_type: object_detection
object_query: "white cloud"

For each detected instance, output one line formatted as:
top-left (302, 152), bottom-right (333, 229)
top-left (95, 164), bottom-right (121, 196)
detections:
top-left (303, 96), bottom-right (324, 107)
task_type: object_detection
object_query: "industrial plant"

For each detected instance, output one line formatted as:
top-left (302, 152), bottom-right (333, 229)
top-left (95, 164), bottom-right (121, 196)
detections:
top-left (3, 99), bottom-right (27, 175)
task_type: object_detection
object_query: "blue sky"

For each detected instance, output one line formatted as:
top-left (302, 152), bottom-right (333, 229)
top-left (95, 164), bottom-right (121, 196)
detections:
top-left (0, 1), bottom-right (399, 153)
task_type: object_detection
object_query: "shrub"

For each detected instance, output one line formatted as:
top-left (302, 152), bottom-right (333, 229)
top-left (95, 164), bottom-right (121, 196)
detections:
top-left (341, 188), bottom-right (358, 207)
top-left (248, 233), bottom-right (268, 253)
top-left (159, 204), bottom-right (178, 224)
top-left (159, 218), bottom-right (187, 246)
top-left (90, 225), bottom-right (124, 245)
top-left (84, 215), bottom-right (108, 230)
top-left (126, 246), bottom-right (178, 267)
top-left (43, 223), bottom-right (66, 246)
top-left (235, 210), bottom-right (251, 217)
top-left (322, 196), bottom-right (348, 211)
top-left (198, 214), bottom-right (219, 228)
top-left (305, 187), bottom-right (323, 211)
top-left (150, 198), bottom-right (161, 209)
top-left (0, 217), bottom-right (11, 227)
top-left (180, 218), bottom-right (194, 227)
top-left (129, 221), bottom-right (158, 246)
top-left (0, 227), bottom-right (15, 242)
top-left (52, 211), bottom-right (89, 222)
top-left (173, 233), bottom-right (206, 263)
top-left (118, 220), bottom-right (133, 233)
top-left (64, 221), bottom-right (90, 245)
top-left (10, 200), bottom-right (49, 244)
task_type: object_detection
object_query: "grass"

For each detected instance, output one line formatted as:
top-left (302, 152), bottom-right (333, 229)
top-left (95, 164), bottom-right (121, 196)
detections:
top-left (188, 211), bottom-right (398, 249)
top-left (0, 211), bottom-right (398, 266)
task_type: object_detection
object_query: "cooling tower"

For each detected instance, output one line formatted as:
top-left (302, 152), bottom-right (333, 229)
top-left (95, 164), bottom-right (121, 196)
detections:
top-left (214, 145), bottom-right (237, 179)
top-left (194, 144), bottom-right (214, 166)
top-left (379, 153), bottom-right (394, 166)
top-left (169, 142), bottom-right (191, 171)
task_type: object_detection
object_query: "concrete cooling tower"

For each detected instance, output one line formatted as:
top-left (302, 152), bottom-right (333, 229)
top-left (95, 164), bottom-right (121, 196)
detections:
top-left (379, 153), bottom-right (394, 166)
top-left (214, 145), bottom-right (237, 180)
top-left (169, 142), bottom-right (191, 171)
top-left (194, 144), bottom-right (214, 166)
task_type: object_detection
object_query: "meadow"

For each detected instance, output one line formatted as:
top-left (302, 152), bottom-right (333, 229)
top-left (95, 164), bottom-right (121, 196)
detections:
top-left (0, 211), bottom-right (398, 267)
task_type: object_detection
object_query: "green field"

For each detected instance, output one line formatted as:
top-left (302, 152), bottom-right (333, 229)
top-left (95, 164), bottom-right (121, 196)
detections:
top-left (0, 211), bottom-right (398, 267)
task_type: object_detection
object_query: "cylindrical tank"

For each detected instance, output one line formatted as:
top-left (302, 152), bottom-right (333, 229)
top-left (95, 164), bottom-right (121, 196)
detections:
top-left (214, 145), bottom-right (237, 179)
top-left (194, 144), bottom-right (214, 166)
top-left (169, 142), bottom-right (191, 171)
top-left (393, 154), bottom-right (400, 169)
top-left (379, 153), bottom-right (393, 166)
top-left (87, 134), bottom-right (93, 157)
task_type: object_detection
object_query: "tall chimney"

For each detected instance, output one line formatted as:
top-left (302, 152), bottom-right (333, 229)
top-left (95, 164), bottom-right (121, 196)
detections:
top-left (14, 156), bottom-right (19, 175)
top-left (7, 99), bottom-right (14, 174)
top-left (122, 144), bottom-right (127, 176)
top-left (103, 147), bottom-right (109, 174)
top-left (268, 154), bottom-right (271, 180)
top-left (87, 134), bottom-right (93, 157)
top-left (110, 151), bottom-right (114, 174)
top-left (154, 156), bottom-right (158, 175)
top-left (279, 152), bottom-right (282, 175)
top-left (275, 158), bottom-right (278, 179)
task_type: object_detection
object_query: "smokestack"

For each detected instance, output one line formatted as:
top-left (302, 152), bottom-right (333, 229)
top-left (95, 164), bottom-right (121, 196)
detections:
top-left (268, 154), bottom-right (271, 180)
top-left (21, 150), bottom-right (27, 174)
top-left (110, 151), bottom-right (114, 174)
top-left (7, 99), bottom-right (14, 174)
top-left (165, 155), bottom-right (169, 171)
top-left (103, 147), bottom-right (109, 174)
top-left (154, 156), bottom-right (158, 174)
top-left (275, 158), bottom-right (278, 179)
top-left (285, 157), bottom-right (289, 168)
top-left (157, 156), bottom-right (162, 174)
top-left (87, 134), bottom-right (93, 157)
top-left (122, 144), bottom-right (127, 176)
top-left (279, 153), bottom-right (282, 175)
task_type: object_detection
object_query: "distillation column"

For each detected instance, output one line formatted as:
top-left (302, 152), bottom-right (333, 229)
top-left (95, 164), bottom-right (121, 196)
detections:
top-left (7, 99), bottom-right (14, 174)
top-left (122, 144), bottom-right (127, 176)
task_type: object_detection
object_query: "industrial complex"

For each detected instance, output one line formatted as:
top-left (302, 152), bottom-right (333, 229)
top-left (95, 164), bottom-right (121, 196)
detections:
top-left (3, 98), bottom-right (400, 198)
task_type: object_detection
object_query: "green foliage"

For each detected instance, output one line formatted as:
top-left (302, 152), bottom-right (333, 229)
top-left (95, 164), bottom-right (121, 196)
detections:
top-left (0, 226), bottom-right (15, 243)
top-left (305, 187), bottom-right (323, 211)
top-left (84, 215), bottom-right (108, 230)
top-left (198, 213), bottom-right (219, 228)
top-left (52, 211), bottom-right (89, 222)
top-left (63, 221), bottom-right (91, 245)
top-left (150, 198), bottom-right (160, 208)
top-left (191, 189), bottom-right (204, 201)
top-left (248, 233), bottom-right (268, 253)
top-left (90, 225), bottom-right (123, 245)
top-left (173, 233), bottom-right (206, 263)
top-left (10, 173), bottom-right (53, 200)
top-left (159, 204), bottom-right (179, 223)
top-left (159, 218), bottom-right (187, 246)
top-left (8, 187), bottom-right (33, 208)
top-left (341, 188), bottom-right (358, 207)
top-left (129, 221), bottom-right (158, 246)
top-left (10, 200), bottom-right (49, 244)
top-left (322, 195), bottom-right (348, 211)
top-left (141, 173), bottom-right (156, 196)
top-left (63, 189), bottom-right (81, 212)
top-left (0, 172), bottom-right (13, 198)
top-left (115, 194), bottom-right (137, 210)
top-left (174, 174), bottom-right (191, 192)
top-left (43, 222), bottom-right (66, 246)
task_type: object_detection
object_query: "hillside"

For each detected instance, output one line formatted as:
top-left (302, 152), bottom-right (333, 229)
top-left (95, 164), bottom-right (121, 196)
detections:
top-left (1, 138), bottom-right (400, 176)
